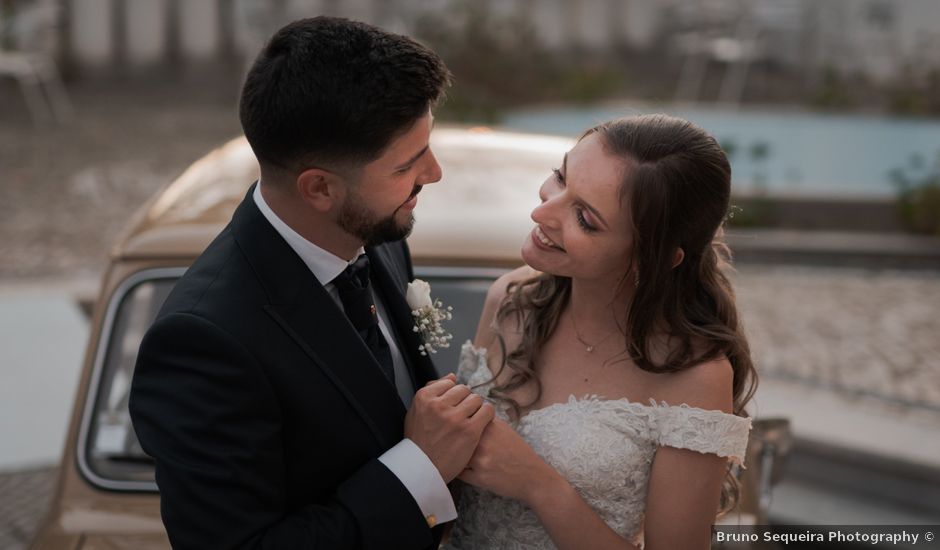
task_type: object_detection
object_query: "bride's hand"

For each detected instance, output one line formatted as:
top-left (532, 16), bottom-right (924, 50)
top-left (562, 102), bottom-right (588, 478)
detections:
top-left (457, 418), bottom-right (565, 505)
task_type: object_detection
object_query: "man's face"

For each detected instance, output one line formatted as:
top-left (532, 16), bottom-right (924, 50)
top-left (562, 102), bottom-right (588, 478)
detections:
top-left (336, 112), bottom-right (442, 246)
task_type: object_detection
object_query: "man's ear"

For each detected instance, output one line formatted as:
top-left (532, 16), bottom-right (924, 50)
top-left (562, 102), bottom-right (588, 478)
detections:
top-left (672, 247), bottom-right (685, 268)
top-left (296, 168), bottom-right (342, 212)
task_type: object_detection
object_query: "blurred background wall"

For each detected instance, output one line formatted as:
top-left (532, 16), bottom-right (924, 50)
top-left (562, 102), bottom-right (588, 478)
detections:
top-left (32, 0), bottom-right (940, 84)
top-left (5, 0), bottom-right (939, 128)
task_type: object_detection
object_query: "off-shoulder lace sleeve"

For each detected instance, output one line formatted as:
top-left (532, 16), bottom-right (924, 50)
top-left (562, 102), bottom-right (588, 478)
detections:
top-left (650, 401), bottom-right (752, 466)
top-left (456, 341), bottom-right (494, 393)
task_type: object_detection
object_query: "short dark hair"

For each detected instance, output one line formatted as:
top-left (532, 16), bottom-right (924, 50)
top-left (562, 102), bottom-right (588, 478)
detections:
top-left (239, 17), bottom-right (451, 173)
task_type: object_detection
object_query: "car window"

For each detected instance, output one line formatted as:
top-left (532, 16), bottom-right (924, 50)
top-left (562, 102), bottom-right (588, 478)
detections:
top-left (78, 269), bottom-right (183, 491)
top-left (77, 266), bottom-right (502, 490)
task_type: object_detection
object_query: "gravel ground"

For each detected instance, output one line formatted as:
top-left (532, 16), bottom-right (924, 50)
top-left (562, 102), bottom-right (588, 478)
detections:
top-left (0, 74), bottom-right (243, 279)
top-left (0, 467), bottom-right (56, 550)
top-left (735, 266), bottom-right (940, 422)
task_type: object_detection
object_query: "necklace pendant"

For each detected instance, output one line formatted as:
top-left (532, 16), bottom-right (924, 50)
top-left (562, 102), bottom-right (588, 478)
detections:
top-left (586, 345), bottom-right (595, 353)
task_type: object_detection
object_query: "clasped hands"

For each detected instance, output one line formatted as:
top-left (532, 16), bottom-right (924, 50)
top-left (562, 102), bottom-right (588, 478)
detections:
top-left (404, 373), bottom-right (559, 505)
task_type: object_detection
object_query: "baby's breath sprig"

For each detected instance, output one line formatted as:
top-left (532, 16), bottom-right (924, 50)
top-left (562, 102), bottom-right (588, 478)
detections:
top-left (412, 300), bottom-right (454, 356)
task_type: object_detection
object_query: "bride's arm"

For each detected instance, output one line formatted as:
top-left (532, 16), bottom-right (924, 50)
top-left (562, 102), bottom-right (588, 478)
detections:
top-left (640, 358), bottom-right (734, 550)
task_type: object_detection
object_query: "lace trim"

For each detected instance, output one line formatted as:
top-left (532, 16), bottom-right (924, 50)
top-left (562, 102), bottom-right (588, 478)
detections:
top-left (457, 341), bottom-right (752, 466)
top-left (457, 340), bottom-right (494, 389)
top-left (648, 399), bottom-right (751, 466)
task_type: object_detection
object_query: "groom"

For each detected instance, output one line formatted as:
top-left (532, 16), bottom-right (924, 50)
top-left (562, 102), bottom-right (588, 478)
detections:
top-left (129, 17), bottom-right (494, 550)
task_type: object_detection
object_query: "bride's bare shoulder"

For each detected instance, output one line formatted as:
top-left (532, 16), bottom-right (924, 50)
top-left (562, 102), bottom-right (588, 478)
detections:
top-left (473, 266), bottom-right (540, 350)
top-left (488, 265), bottom-right (540, 303)
top-left (654, 355), bottom-right (734, 414)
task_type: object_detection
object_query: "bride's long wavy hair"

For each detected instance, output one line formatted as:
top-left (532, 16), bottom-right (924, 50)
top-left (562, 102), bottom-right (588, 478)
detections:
top-left (488, 114), bottom-right (758, 515)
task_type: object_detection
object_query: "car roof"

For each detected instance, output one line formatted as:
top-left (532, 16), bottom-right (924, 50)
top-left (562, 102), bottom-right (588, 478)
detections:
top-left (113, 127), bottom-right (574, 266)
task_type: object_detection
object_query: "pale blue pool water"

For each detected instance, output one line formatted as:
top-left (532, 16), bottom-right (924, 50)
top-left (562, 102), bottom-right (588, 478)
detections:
top-left (501, 105), bottom-right (940, 198)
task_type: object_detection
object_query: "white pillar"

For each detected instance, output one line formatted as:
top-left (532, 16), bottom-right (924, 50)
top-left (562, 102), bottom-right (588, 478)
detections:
top-left (287, 0), bottom-right (322, 18)
top-left (336, 0), bottom-right (373, 22)
top-left (530, 0), bottom-right (566, 50)
top-left (69, 0), bottom-right (113, 67)
top-left (576, 0), bottom-right (611, 50)
top-left (125, 0), bottom-right (167, 66)
top-left (180, 0), bottom-right (219, 60)
top-left (622, 0), bottom-right (660, 49)
top-left (563, 0), bottom-right (582, 49)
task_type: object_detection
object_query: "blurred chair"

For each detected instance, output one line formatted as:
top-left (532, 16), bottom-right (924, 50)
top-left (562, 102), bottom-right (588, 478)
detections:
top-left (234, 0), bottom-right (289, 81)
top-left (718, 416), bottom-right (794, 526)
top-left (673, 0), bottom-right (805, 107)
top-left (0, 1), bottom-right (73, 125)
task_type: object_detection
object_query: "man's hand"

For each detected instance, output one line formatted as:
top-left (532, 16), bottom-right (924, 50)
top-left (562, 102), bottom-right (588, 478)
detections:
top-left (405, 373), bottom-right (495, 482)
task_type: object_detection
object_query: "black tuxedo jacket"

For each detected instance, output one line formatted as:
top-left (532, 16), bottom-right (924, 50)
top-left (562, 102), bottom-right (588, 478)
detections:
top-left (129, 185), bottom-right (443, 550)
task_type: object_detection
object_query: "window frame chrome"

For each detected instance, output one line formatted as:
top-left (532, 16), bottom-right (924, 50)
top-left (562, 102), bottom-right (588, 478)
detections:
top-left (76, 267), bottom-right (187, 493)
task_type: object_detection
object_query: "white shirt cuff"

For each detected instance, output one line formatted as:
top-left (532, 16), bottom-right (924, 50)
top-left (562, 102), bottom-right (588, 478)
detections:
top-left (378, 438), bottom-right (458, 525)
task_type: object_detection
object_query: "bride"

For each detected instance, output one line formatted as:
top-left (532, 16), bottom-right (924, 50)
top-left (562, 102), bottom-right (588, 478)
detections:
top-left (444, 114), bottom-right (757, 549)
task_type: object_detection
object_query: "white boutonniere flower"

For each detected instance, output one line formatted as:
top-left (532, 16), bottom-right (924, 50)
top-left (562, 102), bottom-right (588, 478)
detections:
top-left (406, 279), bottom-right (453, 356)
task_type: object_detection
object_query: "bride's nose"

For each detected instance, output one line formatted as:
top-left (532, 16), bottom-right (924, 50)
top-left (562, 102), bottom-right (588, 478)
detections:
top-left (531, 180), bottom-right (561, 228)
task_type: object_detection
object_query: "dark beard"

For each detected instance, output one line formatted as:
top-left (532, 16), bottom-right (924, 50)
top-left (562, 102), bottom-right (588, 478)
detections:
top-left (337, 197), bottom-right (415, 246)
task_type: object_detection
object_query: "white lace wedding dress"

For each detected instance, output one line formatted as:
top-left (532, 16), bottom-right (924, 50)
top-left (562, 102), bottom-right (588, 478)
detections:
top-left (444, 342), bottom-right (752, 550)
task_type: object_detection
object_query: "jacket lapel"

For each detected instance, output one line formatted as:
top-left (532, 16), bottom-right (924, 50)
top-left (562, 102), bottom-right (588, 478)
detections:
top-left (367, 245), bottom-right (439, 387)
top-left (230, 185), bottom-right (405, 449)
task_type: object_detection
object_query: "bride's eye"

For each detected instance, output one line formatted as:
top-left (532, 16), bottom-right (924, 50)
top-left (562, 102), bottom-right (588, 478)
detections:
top-left (552, 168), bottom-right (565, 185)
top-left (576, 209), bottom-right (597, 232)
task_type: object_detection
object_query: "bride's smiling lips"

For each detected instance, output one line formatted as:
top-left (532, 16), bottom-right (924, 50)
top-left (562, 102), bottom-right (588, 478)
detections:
top-left (531, 225), bottom-right (565, 252)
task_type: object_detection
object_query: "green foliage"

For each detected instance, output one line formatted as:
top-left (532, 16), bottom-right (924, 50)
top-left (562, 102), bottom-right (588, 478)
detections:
top-left (887, 68), bottom-right (940, 116)
top-left (721, 137), bottom-right (777, 227)
top-left (0, 0), bottom-right (14, 50)
top-left (718, 137), bottom-right (738, 159)
top-left (414, 1), bottom-right (623, 122)
top-left (890, 153), bottom-right (940, 235)
top-left (557, 64), bottom-right (624, 106)
top-left (725, 196), bottom-right (777, 228)
top-left (749, 141), bottom-right (770, 161)
top-left (810, 66), bottom-right (856, 110)
top-left (413, 1), bottom-right (556, 122)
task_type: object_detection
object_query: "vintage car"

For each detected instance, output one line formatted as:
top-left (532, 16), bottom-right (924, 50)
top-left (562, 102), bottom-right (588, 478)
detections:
top-left (31, 126), bottom-right (788, 549)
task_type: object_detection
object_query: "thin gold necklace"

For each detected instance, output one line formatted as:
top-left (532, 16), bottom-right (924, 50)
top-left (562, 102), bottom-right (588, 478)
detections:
top-left (569, 309), bottom-right (620, 353)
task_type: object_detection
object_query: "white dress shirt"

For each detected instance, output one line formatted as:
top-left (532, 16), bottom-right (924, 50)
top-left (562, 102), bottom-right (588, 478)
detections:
top-left (252, 183), bottom-right (457, 525)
